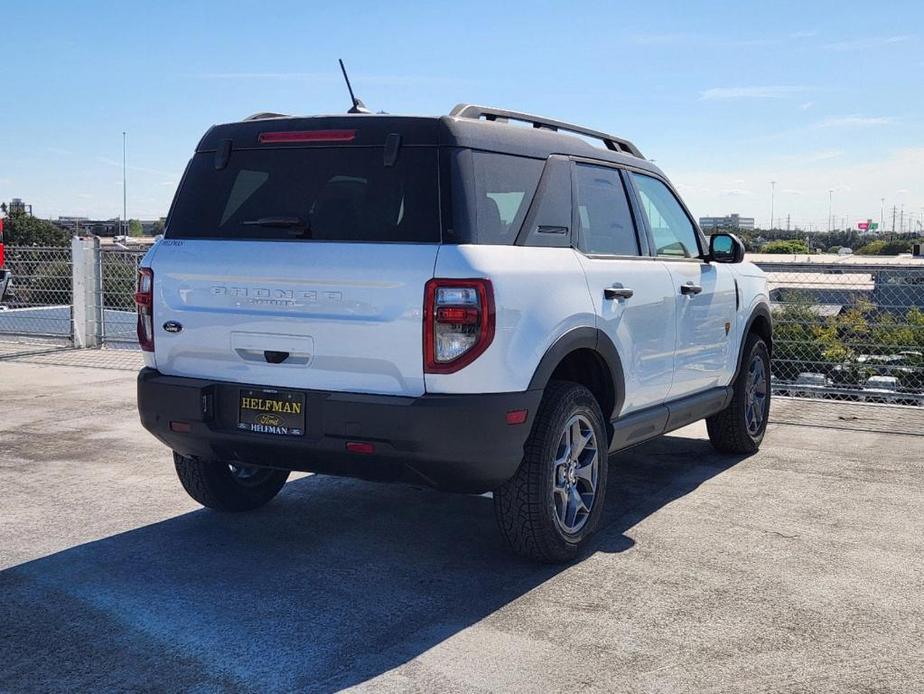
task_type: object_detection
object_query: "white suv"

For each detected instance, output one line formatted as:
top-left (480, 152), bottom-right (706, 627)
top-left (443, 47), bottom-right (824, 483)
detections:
top-left (136, 105), bottom-right (772, 562)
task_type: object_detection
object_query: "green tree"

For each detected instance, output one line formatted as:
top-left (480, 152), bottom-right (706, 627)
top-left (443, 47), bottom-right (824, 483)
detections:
top-left (827, 246), bottom-right (841, 254)
top-left (1, 211), bottom-right (70, 246)
top-left (760, 239), bottom-right (809, 254)
top-left (152, 219), bottom-right (165, 235)
top-left (128, 219), bottom-right (143, 237)
top-left (856, 240), bottom-right (886, 255)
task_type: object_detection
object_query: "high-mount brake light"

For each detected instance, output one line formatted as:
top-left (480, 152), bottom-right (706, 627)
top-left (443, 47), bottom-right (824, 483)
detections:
top-left (258, 129), bottom-right (356, 144)
top-left (423, 279), bottom-right (495, 374)
top-left (135, 267), bottom-right (154, 352)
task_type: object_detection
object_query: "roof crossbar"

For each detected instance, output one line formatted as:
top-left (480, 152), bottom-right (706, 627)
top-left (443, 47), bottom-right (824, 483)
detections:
top-left (449, 104), bottom-right (644, 158)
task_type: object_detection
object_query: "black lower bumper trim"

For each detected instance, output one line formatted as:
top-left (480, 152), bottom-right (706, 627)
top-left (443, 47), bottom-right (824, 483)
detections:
top-left (137, 369), bottom-right (542, 493)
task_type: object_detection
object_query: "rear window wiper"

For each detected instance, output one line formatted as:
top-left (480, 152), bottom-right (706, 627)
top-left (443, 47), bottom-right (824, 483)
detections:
top-left (242, 216), bottom-right (312, 238)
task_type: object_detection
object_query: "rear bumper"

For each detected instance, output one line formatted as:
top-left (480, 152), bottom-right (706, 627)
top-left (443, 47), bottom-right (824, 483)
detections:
top-left (137, 368), bottom-right (542, 493)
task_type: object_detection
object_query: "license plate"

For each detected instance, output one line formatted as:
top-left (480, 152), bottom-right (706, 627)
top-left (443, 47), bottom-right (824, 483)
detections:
top-left (238, 388), bottom-right (306, 436)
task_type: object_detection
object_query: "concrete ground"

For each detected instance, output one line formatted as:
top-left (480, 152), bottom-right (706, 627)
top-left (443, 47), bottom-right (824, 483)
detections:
top-left (1, 361), bottom-right (922, 693)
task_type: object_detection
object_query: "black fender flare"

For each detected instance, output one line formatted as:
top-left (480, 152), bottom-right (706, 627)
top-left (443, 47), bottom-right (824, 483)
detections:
top-left (731, 303), bottom-right (773, 383)
top-left (527, 327), bottom-right (625, 421)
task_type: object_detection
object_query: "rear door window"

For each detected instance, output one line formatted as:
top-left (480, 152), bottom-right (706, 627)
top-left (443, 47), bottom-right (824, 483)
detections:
top-left (574, 163), bottom-right (640, 256)
top-left (166, 147), bottom-right (440, 243)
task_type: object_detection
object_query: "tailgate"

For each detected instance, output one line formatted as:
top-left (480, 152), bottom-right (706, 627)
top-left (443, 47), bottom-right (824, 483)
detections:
top-left (150, 240), bottom-right (436, 396)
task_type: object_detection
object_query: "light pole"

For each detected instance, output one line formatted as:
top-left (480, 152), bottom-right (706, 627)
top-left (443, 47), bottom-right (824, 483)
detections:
top-left (880, 198), bottom-right (885, 234)
top-left (769, 180), bottom-right (776, 230)
top-left (122, 131), bottom-right (127, 236)
top-left (827, 190), bottom-right (833, 232)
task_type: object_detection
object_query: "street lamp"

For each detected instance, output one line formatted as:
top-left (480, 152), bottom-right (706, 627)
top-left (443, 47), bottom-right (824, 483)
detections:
top-left (122, 131), bottom-right (127, 236)
top-left (769, 181), bottom-right (776, 230)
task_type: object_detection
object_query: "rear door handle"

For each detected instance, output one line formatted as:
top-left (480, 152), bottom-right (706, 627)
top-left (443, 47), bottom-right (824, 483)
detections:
top-left (604, 286), bottom-right (634, 300)
top-left (680, 283), bottom-right (703, 296)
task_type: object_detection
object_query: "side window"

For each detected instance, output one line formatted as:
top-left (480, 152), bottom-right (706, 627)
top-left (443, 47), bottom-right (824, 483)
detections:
top-left (470, 152), bottom-right (544, 244)
top-left (630, 173), bottom-right (700, 258)
top-left (574, 164), bottom-right (640, 256)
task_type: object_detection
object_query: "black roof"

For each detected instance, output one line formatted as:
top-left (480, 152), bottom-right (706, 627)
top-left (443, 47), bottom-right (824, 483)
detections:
top-left (194, 106), bottom-right (665, 178)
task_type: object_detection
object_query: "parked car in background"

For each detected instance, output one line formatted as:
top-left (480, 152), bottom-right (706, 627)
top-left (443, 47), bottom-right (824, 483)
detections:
top-left (861, 376), bottom-right (901, 404)
top-left (782, 372), bottom-right (831, 399)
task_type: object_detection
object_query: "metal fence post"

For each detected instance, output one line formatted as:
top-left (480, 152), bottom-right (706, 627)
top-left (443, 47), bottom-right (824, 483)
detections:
top-left (71, 236), bottom-right (101, 348)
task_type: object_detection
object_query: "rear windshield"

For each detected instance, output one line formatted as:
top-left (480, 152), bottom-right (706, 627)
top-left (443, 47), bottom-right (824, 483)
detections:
top-left (166, 147), bottom-right (440, 243)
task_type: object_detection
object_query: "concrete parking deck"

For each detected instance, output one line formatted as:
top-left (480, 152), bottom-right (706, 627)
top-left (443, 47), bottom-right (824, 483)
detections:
top-left (1, 361), bottom-right (922, 693)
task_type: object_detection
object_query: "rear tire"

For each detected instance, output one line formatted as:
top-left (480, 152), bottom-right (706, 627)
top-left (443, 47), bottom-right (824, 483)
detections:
top-left (173, 453), bottom-right (290, 512)
top-left (494, 381), bottom-right (608, 563)
top-left (707, 333), bottom-right (771, 454)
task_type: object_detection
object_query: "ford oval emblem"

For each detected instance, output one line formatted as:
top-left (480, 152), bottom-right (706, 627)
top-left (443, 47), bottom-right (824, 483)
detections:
top-left (163, 321), bottom-right (183, 334)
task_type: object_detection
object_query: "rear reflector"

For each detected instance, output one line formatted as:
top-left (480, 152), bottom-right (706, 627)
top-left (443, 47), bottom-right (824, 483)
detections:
top-left (169, 421), bottom-right (191, 433)
top-left (258, 129), bottom-right (356, 144)
top-left (505, 409), bottom-right (528, 425)
top-left (345, 441), bottom-right (375, 455)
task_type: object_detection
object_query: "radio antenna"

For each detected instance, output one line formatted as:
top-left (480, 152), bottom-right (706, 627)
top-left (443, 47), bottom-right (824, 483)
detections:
top-left (339, 59), bottom-right (371, 114)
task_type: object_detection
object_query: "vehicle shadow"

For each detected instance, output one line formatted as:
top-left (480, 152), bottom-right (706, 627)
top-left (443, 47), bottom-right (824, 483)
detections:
top-left (0, 434), bottom-right (750, 692)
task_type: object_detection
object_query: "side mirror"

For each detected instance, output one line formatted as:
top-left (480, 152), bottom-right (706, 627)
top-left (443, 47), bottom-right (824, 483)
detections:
top-left (708, 233), bottom-right (745, 263)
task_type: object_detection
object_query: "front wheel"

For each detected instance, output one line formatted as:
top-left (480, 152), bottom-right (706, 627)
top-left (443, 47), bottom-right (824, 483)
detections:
top-left (707, 333), bottom-right (771, 454)
top-left (493, 381), bottom-right (609, 563)
top-left (173, 453), bottom-right (290, 512)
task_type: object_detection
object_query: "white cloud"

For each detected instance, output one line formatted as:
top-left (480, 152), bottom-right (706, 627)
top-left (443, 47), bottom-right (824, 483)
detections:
top-left (799, 101), bottom-right (814, 111)
top-left (627, 32), bottom-right (691, 45)
top-left (97, 156), bottom-right (176, 177)
top-left (824, 35), bottom-right (912, 51)
top-left (812, 115), bottom-right (896, 129)
top-left (700, 85), bottom-right (811, 101)
top-left (670, 147), bottom-right (923, 229)
top-left (789, 30), bottom-right (818, 39)
top-left (720, 188), bottom-right (754, 196)
top-left (190, 72), bottom-right (471, 87)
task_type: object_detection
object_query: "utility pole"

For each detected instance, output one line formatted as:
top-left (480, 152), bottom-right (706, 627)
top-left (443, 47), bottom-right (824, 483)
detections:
top-left (769, 180), bottom-right (776, 231)
top-left (827, 189), bottom-right (833, 232)
top-left (900, 204), bottom-right (904, 234)
top-left (786, 213), bottom-right (791, 232)
top-left (892, 205), bottom-right (897, 233)
top-left (122, 131), bottom-right (127, 236)
top-left (880, 198), bottom-right (885, 234)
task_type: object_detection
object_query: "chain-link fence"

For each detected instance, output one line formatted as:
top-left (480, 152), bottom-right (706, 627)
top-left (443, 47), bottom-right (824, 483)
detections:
top-left (98, 248), bottom-right (145, 344)
top-left (0, 246), bottom-right (73, 354)
top-left (757, 261), bottom-right (924, 408)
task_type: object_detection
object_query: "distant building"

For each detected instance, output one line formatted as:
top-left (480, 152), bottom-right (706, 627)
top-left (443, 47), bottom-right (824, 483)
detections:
top-left (699, 214), bottom-right (755, 231)
top-left (52, 217), bottom-right (165, 237)
top-left (5, 198), bottom-right (32, 215)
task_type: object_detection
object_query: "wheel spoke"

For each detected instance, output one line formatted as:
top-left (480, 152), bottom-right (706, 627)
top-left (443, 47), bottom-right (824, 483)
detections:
top-left (574, 453), bottom-right (597, 485)
top-left (572, 430), bottom-right (592, 458)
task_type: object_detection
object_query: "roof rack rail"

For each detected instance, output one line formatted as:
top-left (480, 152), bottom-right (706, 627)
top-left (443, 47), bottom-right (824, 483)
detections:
top-left (449, 104), bottom-right (644, 159)
top-left (242, 112), bottom-right (290, 121)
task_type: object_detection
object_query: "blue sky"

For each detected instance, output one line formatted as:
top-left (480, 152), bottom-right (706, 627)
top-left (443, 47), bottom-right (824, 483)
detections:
top-left (1, 0), bottom-right (922, 231)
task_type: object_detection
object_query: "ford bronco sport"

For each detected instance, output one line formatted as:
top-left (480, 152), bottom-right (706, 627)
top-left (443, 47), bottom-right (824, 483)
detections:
top-left (136, 104), bottom-right (771, 562)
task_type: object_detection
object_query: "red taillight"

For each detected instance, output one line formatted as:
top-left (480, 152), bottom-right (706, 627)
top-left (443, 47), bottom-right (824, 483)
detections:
top-left (258, 129), bottom-right (356, 144)
top-left (423, 278), bottom-right (495, 374)
top-left (135, 267), bottom-right (154, 352)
